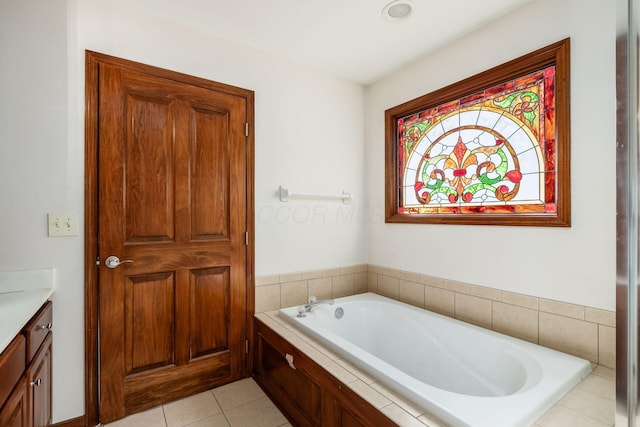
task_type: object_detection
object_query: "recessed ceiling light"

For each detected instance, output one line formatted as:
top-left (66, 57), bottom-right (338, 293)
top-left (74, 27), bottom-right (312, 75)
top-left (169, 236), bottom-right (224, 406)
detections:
top-left (382, 0), bottom-right (414, 22)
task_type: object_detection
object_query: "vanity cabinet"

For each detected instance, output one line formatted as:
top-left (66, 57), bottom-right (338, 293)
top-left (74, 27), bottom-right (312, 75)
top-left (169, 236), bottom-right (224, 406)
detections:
top-left (253, 319), bottom-right (396, 427)
top-left (0, 301), bottom-right (52, 427)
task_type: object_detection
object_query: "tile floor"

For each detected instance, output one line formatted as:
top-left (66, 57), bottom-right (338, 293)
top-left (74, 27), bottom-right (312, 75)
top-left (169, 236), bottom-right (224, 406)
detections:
top-left (534, 365), bottom-right (615, 427)
top-left (103, 378), bottom-right (291, 427)
top-left (102, 367), bottom-right (615, 427)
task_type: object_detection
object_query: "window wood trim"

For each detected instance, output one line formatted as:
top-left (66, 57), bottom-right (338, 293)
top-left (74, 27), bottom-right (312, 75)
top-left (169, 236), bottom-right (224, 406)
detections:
top-left (384, 38), bottom-right (570, 227)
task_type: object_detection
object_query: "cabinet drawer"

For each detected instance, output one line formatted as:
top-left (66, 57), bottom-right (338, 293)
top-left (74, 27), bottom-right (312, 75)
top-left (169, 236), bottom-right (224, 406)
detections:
top-left (23, 301), bottom-right (52, 362)
top-left (0, 334), bottom-right (26, 409)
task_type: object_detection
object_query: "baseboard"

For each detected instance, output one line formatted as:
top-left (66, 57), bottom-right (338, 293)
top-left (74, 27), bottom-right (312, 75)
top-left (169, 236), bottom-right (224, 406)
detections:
top-left (52, 415), bottom-right (86, 427)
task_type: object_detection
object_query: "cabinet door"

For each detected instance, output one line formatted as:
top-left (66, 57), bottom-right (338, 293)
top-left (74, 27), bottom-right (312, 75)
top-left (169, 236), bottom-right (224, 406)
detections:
top-left (0, 376), bottom-right (28, 427)
top-left (324, 393), bottom-right (373, 427)
top-left (255, 332), bottom-right (321, 427)
top-left (28, 334), bottom-right (52, 427)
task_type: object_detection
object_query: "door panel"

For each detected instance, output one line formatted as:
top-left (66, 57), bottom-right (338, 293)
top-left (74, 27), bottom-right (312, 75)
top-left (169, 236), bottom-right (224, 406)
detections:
top-left (191, 106), bottom-right (230, 240)
top-left (124, 272), bottom-right (175, 374)
top-left (190, 267), bottom-right (230, 359)
top-left (95, 57), bottom-right (251, 422)
top-left (125, 92), bottom-right (175, 243)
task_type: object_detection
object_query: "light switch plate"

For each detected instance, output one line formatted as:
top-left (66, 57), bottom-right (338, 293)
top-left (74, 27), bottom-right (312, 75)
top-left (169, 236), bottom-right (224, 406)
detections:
top-left (48, 213), bottom-right (78, 237)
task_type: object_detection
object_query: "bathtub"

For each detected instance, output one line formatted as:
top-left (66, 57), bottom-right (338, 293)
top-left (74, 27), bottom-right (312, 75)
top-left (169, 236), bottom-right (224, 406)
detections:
top-left (278, 293), bottom-right (591, 427)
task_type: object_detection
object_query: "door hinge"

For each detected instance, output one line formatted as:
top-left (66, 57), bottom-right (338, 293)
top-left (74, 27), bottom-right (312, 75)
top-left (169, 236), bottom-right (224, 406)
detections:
top-left (245, 340), bottom-right (249, 354)
top-left (96, 256), bottom-right (100, 267)
top-left (245, 231), bottom-right (249, 246)
top-left (245, 122), bottom-right (249, 137)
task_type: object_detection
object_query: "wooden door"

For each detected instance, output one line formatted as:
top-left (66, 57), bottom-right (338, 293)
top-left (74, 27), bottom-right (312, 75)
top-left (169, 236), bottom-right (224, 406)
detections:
top-left (92, 54), bottom-right (253, 422)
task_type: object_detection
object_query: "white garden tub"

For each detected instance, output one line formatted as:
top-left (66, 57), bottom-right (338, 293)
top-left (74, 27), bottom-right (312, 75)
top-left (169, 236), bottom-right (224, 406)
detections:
top-left (278, 293), bottom-right (591, 427)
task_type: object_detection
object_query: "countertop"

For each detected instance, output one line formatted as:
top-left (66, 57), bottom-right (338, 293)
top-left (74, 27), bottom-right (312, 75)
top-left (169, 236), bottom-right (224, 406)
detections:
top-left (0, 268), bottom-right (54, 354)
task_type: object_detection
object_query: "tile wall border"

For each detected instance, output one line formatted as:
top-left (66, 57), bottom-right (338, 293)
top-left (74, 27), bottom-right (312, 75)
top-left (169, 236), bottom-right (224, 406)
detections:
top-left (254, 263), bottom-right (615, 368)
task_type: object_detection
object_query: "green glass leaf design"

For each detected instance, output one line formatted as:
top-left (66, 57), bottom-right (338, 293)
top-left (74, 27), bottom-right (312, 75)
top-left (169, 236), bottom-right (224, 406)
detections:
top-left (523, 110), bottom-right (536, 127)
top-left (493, 93), bottom-right (519, 109)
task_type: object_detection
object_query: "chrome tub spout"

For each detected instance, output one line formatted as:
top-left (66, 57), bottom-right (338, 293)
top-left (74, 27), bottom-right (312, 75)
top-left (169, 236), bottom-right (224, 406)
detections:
top-left (296, 296), bottom-right (334, 317)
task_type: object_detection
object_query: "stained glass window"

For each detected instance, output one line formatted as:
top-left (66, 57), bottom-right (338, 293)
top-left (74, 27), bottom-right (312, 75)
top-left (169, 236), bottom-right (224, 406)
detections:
top-left (385, 39), bottom-right (570, 226)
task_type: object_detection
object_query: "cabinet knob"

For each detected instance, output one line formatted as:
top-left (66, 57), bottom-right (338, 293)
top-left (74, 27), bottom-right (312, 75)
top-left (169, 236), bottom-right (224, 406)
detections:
top-left (37, 322), bottom-right (52, 331)
top-left (30, 378), bottom-right (42, 387)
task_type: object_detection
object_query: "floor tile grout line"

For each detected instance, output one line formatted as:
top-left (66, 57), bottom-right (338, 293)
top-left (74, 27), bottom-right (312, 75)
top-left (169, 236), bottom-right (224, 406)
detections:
top-left (556, 400), bottom-right (614, 425)
top-left (161, 404), bottom-right (169, 427)
top-left (211, 387), bottom-right (233, 427)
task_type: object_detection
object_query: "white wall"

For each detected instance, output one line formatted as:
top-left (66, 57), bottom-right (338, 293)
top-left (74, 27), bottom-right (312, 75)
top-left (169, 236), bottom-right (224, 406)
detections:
top-left (0, 0), bottom-right (616, 422)
top-left (73, 1), bottom-right (368, 276)
top-left (0, 0), bottom-right (86, 422)
top-left (366, 0), bottom-right (616, 311)
top-left (2, 0), bottom-right (366, 421)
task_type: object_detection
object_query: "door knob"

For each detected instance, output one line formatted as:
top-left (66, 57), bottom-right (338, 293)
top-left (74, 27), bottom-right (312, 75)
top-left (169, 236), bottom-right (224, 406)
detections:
top-left (105, 255), bottom-right (134, 269)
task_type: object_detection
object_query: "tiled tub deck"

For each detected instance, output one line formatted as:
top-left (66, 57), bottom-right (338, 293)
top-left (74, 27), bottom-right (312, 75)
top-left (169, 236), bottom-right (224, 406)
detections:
top-left (255, 311), bottom-right (615, 427)
top-left (255, 264), bottom-right (616, 426)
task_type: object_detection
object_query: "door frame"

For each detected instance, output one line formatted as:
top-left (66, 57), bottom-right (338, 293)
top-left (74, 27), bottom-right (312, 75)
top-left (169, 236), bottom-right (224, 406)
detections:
top-left (83, 50), bottom-right (255, 426)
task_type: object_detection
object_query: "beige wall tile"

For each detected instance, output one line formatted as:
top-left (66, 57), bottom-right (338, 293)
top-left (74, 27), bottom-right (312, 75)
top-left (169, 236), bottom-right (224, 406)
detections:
top-left (255, 284), bottom-right (280, 313)
top-left (280, 280), bottom-right (307, 308)
top-left (585, 307), bottom-right (615, 327)
top-left (382, 267), bottom-right (403, 279)
top-left (339, 265), bottom-right (359, 274)
top-left (501, 291), bottom-right (539, 310)
top-left (279, 271), bottom-right (302, 283)
top-left (454, 293), bottom-right (492, 329)
top-left (322, 267), bottom-right (341, 277)
top-left (367, 272), bottom-right (379, 293)
top-left (368, 264), bottom-right (384, 274)
top-left (469, 284), bottom-right (502, 301)
top-left (255, 274), bottom-right (279, 287)
top-left (356, 264), bottom-right (369, 273)
top-left (354, 271), bottom-right (368, 294)
top-left (420, 274), bottom-right (444, 288)
top-left (308, 277), bottom-right (332, 300)
top-left (492, 302), bottom-right (538, 343)
top-left (539, 312), bottom-right (598, 362)
top-left (333, 274), bottom-right (355, 298)
top-left (399, 270), bottom-right (421, 283)
top-left (301, 269), bottom-right (323, 280)
top-left (539, 298), bottom-right (585, 320)
top-left (378, 275), bottom-right (400, 299)
top-left (398, 280), bottom-right (425, 308)
top-left (444, 279), bottom-right (471, 294)
top-left (444, 280), bottom-right (500, 302)
top-left (340, 264), bottom-right (367, 274)
top-left (598, 325), bottom-right (615, 369)
top-left (425, 286), bottom-right (454, 317)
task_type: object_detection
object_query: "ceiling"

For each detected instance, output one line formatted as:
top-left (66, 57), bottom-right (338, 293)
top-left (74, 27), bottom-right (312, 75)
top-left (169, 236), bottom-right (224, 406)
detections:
top-left (111, 0), bottom-right (532, 85)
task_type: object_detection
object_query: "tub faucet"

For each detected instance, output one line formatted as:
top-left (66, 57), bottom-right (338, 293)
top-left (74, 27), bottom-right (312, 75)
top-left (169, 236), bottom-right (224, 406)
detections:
top-left (303, 296), bottom-right (334, 312)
